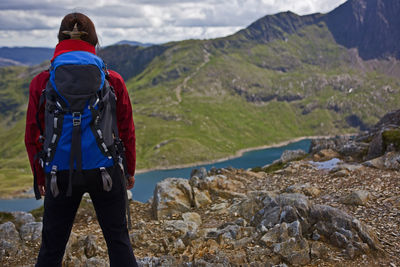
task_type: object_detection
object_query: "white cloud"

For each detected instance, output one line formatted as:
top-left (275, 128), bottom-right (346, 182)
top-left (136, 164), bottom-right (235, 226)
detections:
top-left (0, 30), bottom-right (57, 47)
top-left (0, 10), bottom-right (59, 30)
top-left (0, 0), bottom-right (346, 47)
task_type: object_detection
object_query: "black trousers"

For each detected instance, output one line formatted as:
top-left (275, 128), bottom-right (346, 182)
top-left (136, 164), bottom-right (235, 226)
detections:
top-left (36, 165), bottom-right (138, 267)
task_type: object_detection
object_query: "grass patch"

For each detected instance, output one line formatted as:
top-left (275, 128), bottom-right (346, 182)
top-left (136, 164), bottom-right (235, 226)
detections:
top-left (251, 161), bottom-right (286, 173)
top-left (263, 162), bottom-right (286, 173)
top-left (0, 211), bottom-right (14, 224)
top-left (382, 129), bottom-right (400, 150)
top-left (251, 153), bottom-right (308, 173)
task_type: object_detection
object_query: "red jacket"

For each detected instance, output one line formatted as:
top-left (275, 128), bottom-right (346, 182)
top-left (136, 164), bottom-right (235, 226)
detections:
top-left (25, 39), bottom-right (136, 186)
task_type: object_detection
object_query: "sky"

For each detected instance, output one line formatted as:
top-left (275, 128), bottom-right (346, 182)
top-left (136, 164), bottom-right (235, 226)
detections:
top-left (0, 0), bottom-right (347, 48)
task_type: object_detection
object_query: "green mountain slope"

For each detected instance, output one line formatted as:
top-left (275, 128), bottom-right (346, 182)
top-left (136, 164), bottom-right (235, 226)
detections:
top-left (123, 21), bottom-right (400, 169)
top-left (1, 0), bottom-right (400, 197)
top-left (0, 65), bottom-right (42, 197)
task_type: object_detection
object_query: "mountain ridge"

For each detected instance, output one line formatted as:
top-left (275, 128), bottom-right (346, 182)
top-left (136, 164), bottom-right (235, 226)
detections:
top-left (238, 11), bottom-right (323, 43)
top-left (0, 47), bottom-right (53, 67)
top-left (99, 0), bottom-right (400, 82)
top-left (114, 40), bottom-right (155, 47)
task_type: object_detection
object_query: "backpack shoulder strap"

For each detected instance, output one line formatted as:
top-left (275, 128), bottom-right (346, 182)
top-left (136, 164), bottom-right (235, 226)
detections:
top-left (33, 88), bottom-right (47, 200)
top-left (35, 88), bottom-right (46, 141)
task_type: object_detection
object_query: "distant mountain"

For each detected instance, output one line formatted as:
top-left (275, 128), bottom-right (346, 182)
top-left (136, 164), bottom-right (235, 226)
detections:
top-left (0, 41), bottom-right (155, 68)
top-left (324, 0), bottom-right (400, 59)
top-left (114, 40), bottom-right (155, 47)
top-left (237, 0), bottom-right (400, 60)
top-left (0, 47), bottom-right (53, 66)
top-left (98, 44), bottom-right (169, 81)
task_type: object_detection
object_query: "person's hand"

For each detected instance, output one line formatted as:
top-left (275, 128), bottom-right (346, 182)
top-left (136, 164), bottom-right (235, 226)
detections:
top-left (126, 176), bottom-right (135, 190)
top-left (39, 185), bottom-right (46, 196)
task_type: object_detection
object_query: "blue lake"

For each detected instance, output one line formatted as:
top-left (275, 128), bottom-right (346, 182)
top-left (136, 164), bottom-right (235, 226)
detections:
top-left (0, 139), bottom-right (311, 212)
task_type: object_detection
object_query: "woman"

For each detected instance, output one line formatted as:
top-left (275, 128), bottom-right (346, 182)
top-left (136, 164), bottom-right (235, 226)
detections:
top-left (25, 13), bottom-right (138, 266)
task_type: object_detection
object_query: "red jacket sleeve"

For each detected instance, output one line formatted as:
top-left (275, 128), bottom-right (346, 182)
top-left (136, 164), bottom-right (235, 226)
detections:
top-left (25, 71), bottom-right (49, 186)
top-left (108, 70), bottom-right (136, 176)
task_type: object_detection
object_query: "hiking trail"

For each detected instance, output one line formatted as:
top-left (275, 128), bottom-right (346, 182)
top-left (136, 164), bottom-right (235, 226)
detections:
top-left (175, 48), bottom-right (211, 103)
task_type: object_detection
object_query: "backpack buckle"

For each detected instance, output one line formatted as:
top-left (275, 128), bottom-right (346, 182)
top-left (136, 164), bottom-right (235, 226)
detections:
top-left (72, 112), bottom-right (81, 126)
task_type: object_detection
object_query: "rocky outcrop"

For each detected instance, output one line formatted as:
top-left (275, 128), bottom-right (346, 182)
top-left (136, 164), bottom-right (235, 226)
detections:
top-left (0, 211), bottom-right (43, 262)
top-left (233, 192), bottom-right (381, 261)
top-left (63, 232), bottom-right (108, 267)
top-left (374, 109), bottom-right (400, 128)
top-left (275, 149), bottom-right (307, 164)
top-left (285, 183), bottom-right (321, 198)
top-left (309, 135), bottom-right (370, 161)
top-left (0, 221), bottom-right (22, 259)
top-left (341, 190), bottom-right (371, 206)
top-left (152, 172), bottom-right (246, 220)
top-left (152, 178), bottom-right (193, 220)
top-left (257, 149), bottom-right (308, 173)
top-left (149, 169), bottom-right (382, 265)
top-left (312, 148), bottom-right (341, 161)
top-left (12, 211), bottom-right (35, 229)
top-left (310, 109), bottom-right (400, 171)
top-left (363, 151), bottom-right (400, 169)
top-left (19, 222), bottom-right (42, 242)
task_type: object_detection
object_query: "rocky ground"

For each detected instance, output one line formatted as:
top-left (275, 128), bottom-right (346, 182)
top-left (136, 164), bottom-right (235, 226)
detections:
top-left (2, 110), bottom-right (400, 266)
top-left (0, 156), bottom-right (399, 266)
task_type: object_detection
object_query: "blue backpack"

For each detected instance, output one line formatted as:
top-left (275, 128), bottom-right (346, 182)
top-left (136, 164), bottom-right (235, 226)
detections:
top-left (34, 51), bottom-right (130, 208)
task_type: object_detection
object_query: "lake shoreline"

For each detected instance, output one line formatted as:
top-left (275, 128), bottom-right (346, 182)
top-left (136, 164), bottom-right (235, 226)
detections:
top-left (0, 189), bottom-right (36, 200)
top-left (135, 135), bottom-right (336, 174)
top-left (1, 134), bottom-right (346, 200)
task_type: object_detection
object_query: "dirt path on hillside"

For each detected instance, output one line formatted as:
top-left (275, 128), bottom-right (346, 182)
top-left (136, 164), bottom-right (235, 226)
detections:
top-left (175, 47), bottom-right (211, 103)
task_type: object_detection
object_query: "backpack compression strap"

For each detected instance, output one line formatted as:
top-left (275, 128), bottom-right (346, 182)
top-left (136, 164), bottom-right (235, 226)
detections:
top-left (33, 157), bottom-right (42, 200)
top-left (67, 112), bottom-right (83, 196)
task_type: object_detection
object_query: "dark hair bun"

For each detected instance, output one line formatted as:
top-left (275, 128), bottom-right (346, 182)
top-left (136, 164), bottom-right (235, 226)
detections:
top-left (58, 13), bottom-right (98, 46)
